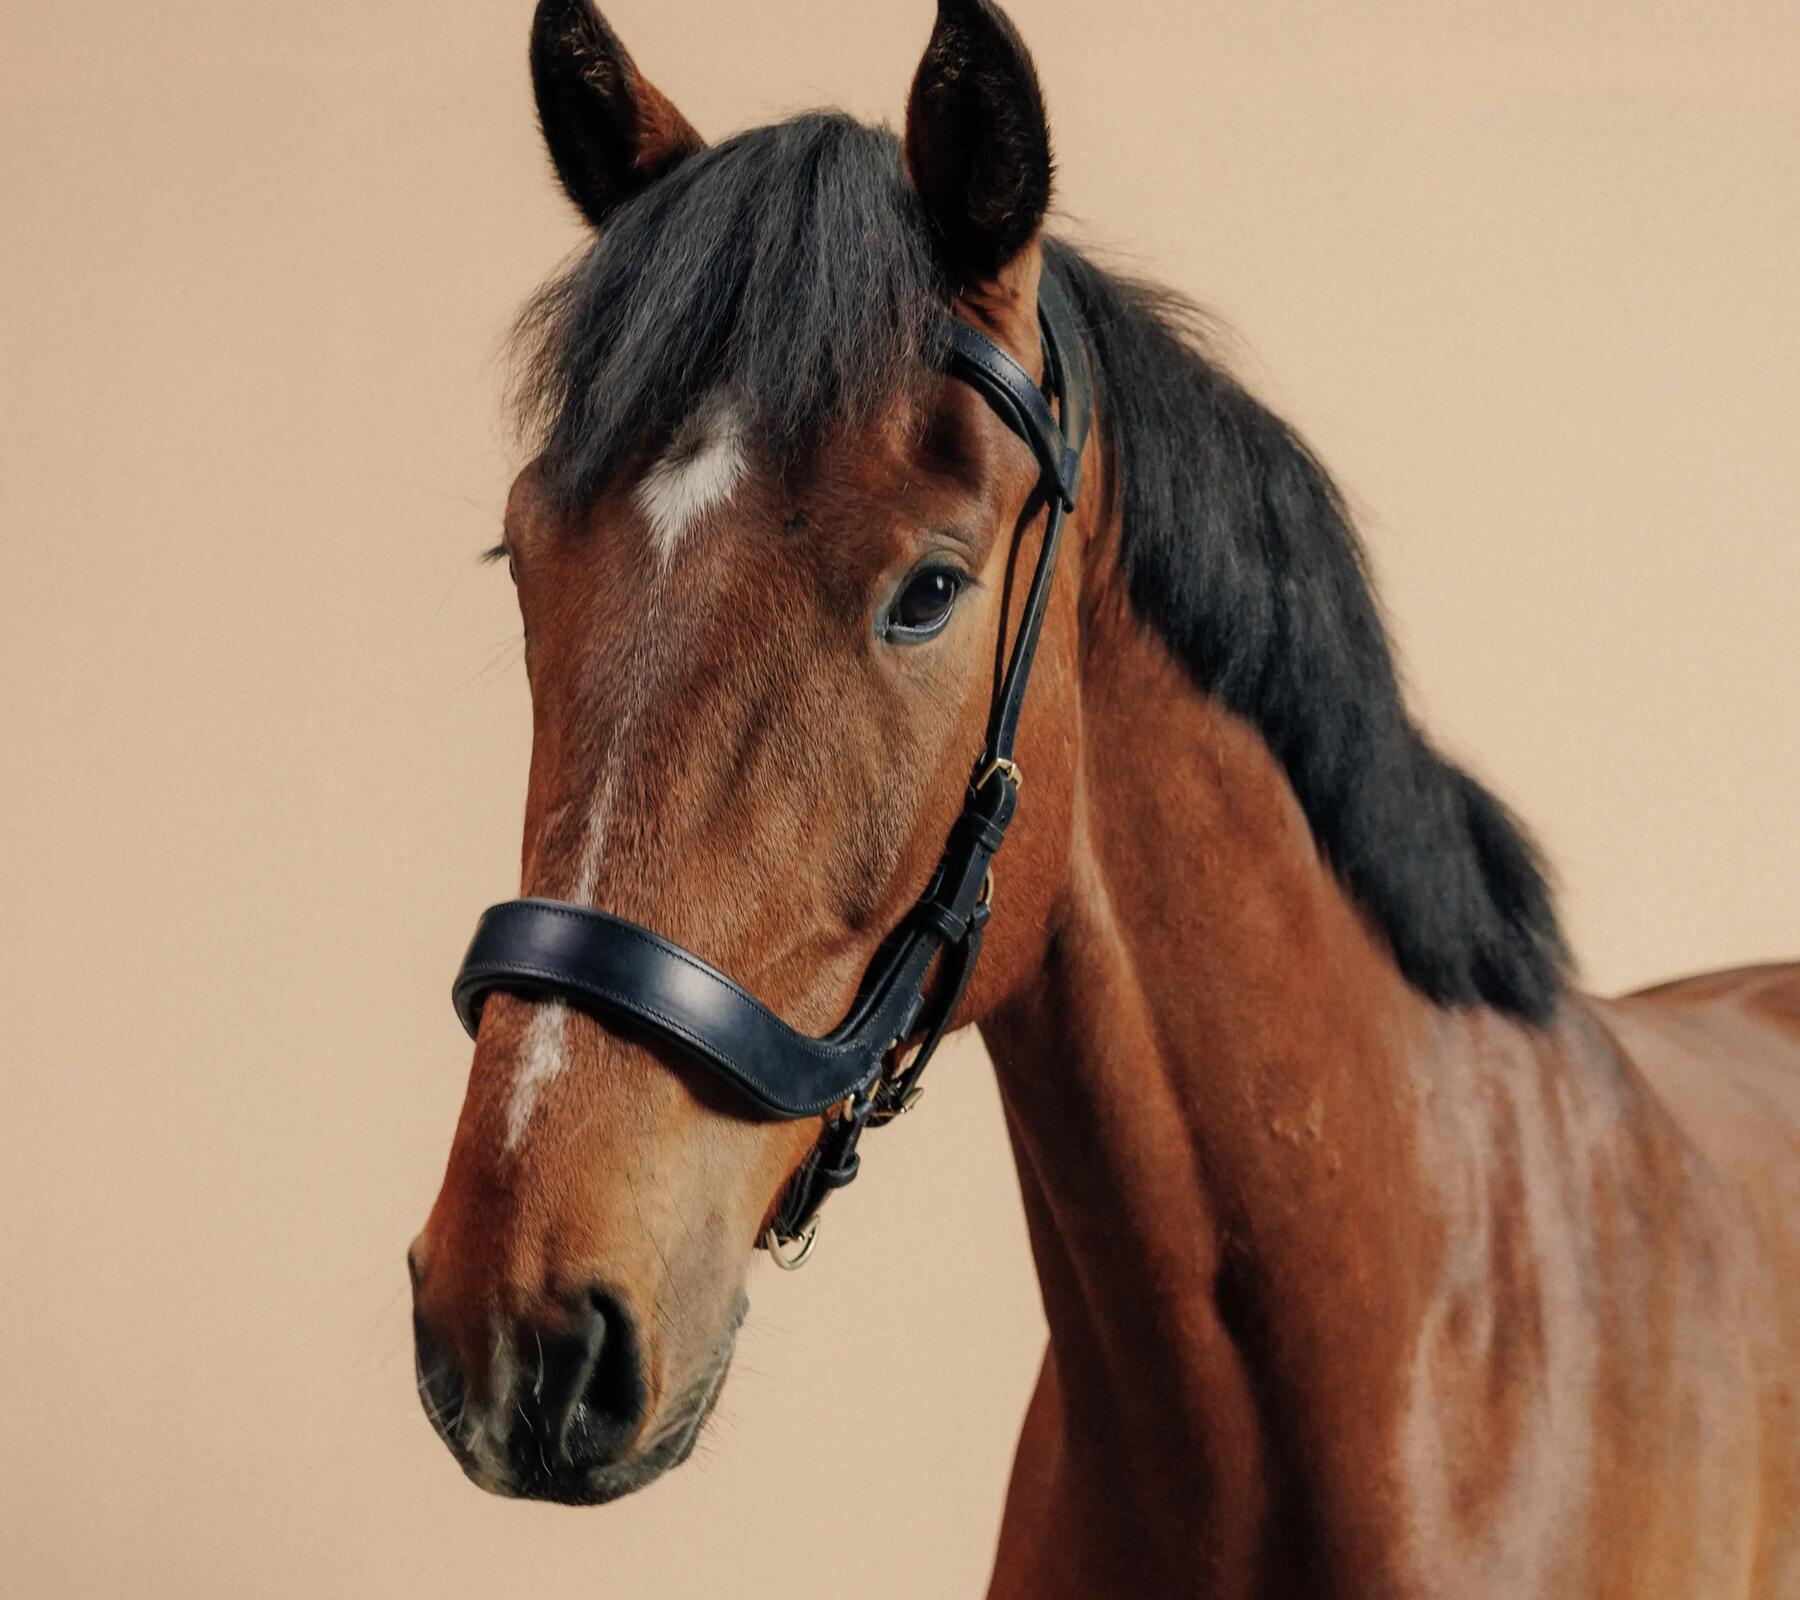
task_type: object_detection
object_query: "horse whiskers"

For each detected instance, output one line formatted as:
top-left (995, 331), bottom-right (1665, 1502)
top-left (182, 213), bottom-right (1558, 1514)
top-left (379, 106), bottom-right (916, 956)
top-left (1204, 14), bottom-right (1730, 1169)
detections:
top-left (415, 1368), bottom-right (453, 1438)
top-left (640, 1329), bottom-right (738, 1458)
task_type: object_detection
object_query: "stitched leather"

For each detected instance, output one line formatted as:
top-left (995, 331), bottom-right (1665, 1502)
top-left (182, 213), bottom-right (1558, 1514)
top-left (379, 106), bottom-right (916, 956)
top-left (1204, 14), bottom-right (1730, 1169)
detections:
top-left (451, 279), bottom-right (1093, 1242)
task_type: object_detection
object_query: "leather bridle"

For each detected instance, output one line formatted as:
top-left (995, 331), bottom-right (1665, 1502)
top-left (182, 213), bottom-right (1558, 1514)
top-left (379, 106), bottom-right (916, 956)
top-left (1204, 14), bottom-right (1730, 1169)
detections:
top-left (452, 275), bottom-right (1091, 1267)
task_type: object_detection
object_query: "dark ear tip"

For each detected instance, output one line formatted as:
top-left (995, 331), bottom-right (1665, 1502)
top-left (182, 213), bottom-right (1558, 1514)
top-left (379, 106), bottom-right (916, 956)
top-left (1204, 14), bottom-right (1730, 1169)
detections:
top-left (935, 0), bottom-right (1002, 22)
top-left (531, 0), bottom-right (605, 36)
top-left (530, 0), bottom-right (577, 46)
top-left (916, 0), bottom-right (1045, 112)
top-left (910, 0), bottom-right (1048, 141)
top-left (531, 0), bottom-right (620, 70)
top-left (930, 0), bottom-right (1030, 50)
top-left (530, 0), bottom-right (699, 230)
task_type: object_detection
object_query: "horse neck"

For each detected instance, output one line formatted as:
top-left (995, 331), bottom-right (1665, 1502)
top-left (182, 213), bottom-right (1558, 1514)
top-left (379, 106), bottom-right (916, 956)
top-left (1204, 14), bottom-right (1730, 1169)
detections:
top-left (981, 576), bottom-right (1566, 1584)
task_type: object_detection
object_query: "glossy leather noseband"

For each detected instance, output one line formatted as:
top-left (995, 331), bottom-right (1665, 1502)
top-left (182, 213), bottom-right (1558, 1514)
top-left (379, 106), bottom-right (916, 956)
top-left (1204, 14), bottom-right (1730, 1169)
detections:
top-left (453, 277), bottom-right (1091, 1261)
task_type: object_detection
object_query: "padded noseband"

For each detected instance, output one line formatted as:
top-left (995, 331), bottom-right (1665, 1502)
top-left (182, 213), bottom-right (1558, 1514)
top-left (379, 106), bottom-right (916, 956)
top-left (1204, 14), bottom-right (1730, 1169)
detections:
top-left (453, 276), bottom-right (1092, 1258)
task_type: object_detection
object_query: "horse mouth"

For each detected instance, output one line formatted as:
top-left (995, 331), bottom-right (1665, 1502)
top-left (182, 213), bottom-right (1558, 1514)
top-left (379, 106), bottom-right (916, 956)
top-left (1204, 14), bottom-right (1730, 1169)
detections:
top-left (507, 1339), bottom-right (738, 1506)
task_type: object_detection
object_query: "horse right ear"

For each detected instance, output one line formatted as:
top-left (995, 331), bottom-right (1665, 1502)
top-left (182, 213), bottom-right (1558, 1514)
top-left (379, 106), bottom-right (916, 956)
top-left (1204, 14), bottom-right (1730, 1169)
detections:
top-left (530, 0), bottom-right (704, 231)
top-left (904, 0), bottom-right (1053, 288)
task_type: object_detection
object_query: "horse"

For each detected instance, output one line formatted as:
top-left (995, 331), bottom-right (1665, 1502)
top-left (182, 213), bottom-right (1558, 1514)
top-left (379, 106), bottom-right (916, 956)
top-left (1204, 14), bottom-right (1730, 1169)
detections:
top-left (409, 2), bottom-right (1800, 1593)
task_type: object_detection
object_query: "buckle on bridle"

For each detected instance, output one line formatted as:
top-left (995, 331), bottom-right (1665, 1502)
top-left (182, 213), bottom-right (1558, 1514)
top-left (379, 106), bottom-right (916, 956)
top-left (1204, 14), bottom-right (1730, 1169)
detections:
top-left (868, 1046), bottom-right (929, 1128)
top-left (974, 756), bottom-right (1022, 794)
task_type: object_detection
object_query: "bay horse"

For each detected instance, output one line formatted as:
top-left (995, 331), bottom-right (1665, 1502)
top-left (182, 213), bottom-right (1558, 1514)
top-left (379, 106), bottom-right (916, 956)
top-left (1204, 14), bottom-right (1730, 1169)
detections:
top-left (411, 1), bottom-right (1800, 1593)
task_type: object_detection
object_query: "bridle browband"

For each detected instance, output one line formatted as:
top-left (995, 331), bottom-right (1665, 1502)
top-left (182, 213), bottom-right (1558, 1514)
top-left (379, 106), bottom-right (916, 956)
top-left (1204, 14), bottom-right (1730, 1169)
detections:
top-left (452, 276), bottom-right (1092, 1267)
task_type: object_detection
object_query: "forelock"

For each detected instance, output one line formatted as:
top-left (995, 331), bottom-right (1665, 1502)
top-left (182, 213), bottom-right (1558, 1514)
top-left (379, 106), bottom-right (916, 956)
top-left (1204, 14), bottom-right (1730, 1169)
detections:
top-left (511, 113), bottom-right (953, 512)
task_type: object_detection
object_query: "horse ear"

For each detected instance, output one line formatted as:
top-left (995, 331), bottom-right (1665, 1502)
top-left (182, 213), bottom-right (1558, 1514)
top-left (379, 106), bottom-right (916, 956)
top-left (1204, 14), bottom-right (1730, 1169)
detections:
top-left (530, 0), bottom-right (704, 230)
top-left (903, 0), bottom-right (1054, 286)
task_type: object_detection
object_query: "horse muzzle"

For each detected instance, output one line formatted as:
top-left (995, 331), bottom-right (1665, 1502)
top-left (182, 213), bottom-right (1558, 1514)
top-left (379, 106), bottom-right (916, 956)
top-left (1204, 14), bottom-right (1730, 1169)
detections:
top-left (410, 1255), bottom-right (743, 1504)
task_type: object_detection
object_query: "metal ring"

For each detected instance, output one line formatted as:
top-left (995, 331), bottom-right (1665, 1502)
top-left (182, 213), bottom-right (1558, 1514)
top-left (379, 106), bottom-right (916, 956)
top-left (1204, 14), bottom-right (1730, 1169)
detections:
top-left (762, 1216), bottom-right (820, 1271)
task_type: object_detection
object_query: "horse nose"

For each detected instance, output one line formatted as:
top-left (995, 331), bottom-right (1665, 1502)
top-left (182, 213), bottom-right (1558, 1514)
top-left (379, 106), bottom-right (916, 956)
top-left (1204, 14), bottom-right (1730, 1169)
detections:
top-left (512, 1286), bottom-right (647, 1476)
top-left (410, 1259), bottom-right (649, 1492)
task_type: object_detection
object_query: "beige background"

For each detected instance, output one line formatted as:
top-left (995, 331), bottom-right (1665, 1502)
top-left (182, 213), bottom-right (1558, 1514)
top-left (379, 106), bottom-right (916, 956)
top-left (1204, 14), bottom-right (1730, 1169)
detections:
top-left (3, 2), bottom-right (1796, 1596)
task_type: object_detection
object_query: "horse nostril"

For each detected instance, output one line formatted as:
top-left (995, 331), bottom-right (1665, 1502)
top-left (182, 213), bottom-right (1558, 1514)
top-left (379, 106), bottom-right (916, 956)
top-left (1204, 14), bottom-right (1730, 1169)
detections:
top-left (578, 1286), bottom-right (646, 1441)
top-left (516, 1285), bottom-right (646, 1476)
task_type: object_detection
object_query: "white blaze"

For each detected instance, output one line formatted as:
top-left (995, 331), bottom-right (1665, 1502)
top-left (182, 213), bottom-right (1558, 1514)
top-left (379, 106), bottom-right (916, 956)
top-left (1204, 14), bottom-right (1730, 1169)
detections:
top-left (633, 399), bottom-right (746, 564)
top-left (506, 1000), bottom-right (575, 1154)
top-left (500, 565), bottom-right (662, 1153)
top-left (503, 400), bottom-right (739, 1152)
top-left (501, 754), bottom-right (627, 1154)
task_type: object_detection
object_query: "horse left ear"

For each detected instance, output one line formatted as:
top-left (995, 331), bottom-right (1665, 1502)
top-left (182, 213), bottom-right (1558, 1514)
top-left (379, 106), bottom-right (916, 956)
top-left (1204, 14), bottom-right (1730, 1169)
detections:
top-left (904, 0), bottom-right (1054, 287)
top-left (531, 0), bottom-right (705, 231)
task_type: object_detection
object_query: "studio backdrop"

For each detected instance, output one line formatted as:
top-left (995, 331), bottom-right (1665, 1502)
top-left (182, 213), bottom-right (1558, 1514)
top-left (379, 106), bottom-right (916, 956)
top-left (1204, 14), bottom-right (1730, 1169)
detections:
top-left (2, 2), bottom-right (1795, 1596)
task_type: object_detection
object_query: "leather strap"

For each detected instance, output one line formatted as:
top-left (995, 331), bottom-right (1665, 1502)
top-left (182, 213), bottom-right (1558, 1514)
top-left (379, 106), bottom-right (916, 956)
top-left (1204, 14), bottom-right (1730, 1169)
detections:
top-left (947, 324), bottom-right (1079, 509)
top-left (452, 275), bottom-right (1091, 1242)
top-left (451, 748), bottom-right (1020, 1120)
top-left (456, 899), bottom-right (922, 1117)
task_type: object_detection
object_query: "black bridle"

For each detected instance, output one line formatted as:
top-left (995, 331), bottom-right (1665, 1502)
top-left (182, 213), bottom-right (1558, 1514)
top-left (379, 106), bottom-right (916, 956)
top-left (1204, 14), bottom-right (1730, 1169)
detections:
top-left (452, 277), bottom-right (1091, 1265)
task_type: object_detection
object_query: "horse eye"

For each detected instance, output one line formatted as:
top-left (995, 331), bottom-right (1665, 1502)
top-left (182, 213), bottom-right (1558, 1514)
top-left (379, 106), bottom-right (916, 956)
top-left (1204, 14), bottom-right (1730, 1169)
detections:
top-left (484, 542), bottom-right (517, 583)
top-left (886, 569), bottom-right (962, 641)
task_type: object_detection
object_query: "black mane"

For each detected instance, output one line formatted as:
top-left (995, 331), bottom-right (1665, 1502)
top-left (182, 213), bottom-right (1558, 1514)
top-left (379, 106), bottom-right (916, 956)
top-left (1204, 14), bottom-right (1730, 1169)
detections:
top-left (1044, 240), bottom-right (1566, 1020)
top-left (513, 113), bottom-right (1567, 1022)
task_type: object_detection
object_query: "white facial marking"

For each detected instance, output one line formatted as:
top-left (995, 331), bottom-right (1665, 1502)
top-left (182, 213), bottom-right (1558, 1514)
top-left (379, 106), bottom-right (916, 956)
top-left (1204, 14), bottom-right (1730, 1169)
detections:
top-left (502, 591), bottom-right (661, 1154)
top-left (505, 1000), bottom-right (573, 1153)
top-left (503, 406), bottom-right (731, 1148)
top-left (634, 398), bottom-right (746, 564)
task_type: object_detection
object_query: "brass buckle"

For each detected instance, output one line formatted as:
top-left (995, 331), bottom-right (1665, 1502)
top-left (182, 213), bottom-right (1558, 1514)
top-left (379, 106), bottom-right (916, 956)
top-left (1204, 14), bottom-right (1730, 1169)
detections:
top-left (974, 756), bottom-right (1022, 794)
top-left (871, 1036), bottom-right (929, 1126)
top-left (870, 1073), bottom-right (926, 1127)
